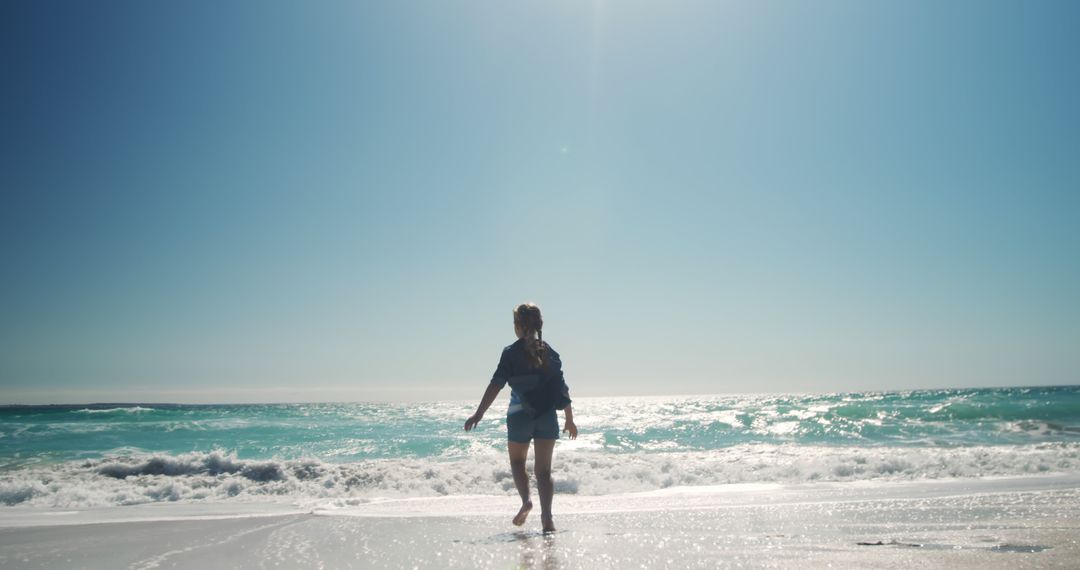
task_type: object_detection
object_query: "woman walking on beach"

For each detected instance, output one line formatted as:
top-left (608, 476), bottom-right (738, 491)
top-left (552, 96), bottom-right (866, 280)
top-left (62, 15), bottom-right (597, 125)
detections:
top-left (465, 303), bottom-right (577, 533)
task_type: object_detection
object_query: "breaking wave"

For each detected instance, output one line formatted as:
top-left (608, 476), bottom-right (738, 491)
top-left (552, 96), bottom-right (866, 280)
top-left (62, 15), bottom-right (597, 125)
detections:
top-left (74, 406), bottom-right (158, 414)
top-left (2, 443), bottom-right (1078, 508)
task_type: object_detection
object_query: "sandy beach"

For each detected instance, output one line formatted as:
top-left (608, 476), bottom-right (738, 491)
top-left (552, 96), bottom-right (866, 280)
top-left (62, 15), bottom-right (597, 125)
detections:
top-left (2, 474), bottom-right (1078, 569)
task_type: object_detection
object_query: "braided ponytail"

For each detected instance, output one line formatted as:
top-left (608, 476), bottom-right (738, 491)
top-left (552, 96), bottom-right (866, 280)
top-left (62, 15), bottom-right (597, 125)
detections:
top-left (514, 303), bottom-right (546, 369)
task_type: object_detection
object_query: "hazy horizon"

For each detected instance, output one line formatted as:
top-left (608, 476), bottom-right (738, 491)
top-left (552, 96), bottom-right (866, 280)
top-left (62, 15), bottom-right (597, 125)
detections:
top-left (4, 382), bottom-right (1080, 407)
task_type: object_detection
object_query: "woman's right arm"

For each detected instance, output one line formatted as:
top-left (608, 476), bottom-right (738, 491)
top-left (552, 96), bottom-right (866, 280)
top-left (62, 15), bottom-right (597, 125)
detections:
top-left (464, 382), bottom-right (502, 431)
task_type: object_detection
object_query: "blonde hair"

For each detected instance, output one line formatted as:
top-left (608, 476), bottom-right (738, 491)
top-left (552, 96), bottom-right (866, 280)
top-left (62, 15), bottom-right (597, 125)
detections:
top-left (514, 303), bottom-right (546, 369)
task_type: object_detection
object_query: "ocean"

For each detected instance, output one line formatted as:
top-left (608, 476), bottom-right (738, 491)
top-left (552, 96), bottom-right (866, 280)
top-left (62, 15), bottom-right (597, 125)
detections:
top-left (2, 386), bottom-right (1079, 509)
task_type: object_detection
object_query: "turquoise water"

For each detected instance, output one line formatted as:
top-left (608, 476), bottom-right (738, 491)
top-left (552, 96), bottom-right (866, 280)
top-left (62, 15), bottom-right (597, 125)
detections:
top-left (3, 386), bottom-right (1079, 466)
top-left (1, 386), bottom-right (1078, 507)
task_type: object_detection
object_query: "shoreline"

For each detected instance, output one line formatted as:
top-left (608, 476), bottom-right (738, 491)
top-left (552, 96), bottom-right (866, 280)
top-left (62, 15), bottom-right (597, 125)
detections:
top-left (4, 472), bottom-right (1079, 527)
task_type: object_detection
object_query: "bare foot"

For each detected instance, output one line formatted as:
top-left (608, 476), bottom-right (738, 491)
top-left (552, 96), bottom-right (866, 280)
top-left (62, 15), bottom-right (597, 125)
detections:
top-left (513, 501), bottom-right (532, 526)
top-left (542, 515), bottom-right (556, 533)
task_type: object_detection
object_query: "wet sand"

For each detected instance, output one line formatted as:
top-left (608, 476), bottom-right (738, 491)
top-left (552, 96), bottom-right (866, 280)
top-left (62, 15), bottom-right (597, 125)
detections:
top-left (1, 475), bottom-right (1078, 569)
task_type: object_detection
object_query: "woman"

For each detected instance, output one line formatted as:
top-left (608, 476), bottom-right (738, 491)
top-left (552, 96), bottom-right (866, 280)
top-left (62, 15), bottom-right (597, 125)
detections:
top-left (464, 303), bottom-right (577, 533)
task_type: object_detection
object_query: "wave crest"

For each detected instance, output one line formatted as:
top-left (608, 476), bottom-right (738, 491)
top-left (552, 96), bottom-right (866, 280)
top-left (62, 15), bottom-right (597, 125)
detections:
top-left (74, 406), bottom-right (157, 414)
top-left (2, 443), bottom-right (1078, 508)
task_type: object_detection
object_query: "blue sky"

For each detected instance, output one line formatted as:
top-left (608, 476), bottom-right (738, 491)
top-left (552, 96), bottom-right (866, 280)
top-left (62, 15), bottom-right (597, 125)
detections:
top-left (2, 1), bottom-right (1078, 403)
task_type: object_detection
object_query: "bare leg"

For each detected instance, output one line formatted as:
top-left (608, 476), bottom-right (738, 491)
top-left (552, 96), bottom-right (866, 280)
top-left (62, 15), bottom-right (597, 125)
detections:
top-left (508, 441), bottom-right (532, 526)
top-left (533, 438), bottom-right (556, 532)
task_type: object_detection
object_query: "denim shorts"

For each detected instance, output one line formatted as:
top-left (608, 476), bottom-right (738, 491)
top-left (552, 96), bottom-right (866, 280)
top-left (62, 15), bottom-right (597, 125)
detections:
top-left (506, 408), bottom-right (560, 443)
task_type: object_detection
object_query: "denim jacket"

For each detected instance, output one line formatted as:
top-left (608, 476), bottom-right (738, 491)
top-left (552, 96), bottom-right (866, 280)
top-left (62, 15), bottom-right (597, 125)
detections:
top-left (489, 339), bottom-right (572, 417)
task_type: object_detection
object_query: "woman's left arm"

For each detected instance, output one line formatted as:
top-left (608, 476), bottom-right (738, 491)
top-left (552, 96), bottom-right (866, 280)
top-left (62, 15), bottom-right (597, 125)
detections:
top-left (562, 404), bottom-right (577, 439)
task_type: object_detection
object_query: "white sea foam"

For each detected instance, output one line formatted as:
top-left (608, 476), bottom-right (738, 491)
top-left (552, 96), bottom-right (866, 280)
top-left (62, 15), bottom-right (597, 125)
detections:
top-left (74, 406), bottom-right (158, 414)
top-left (1, 443), bottom-right (1078, 509)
